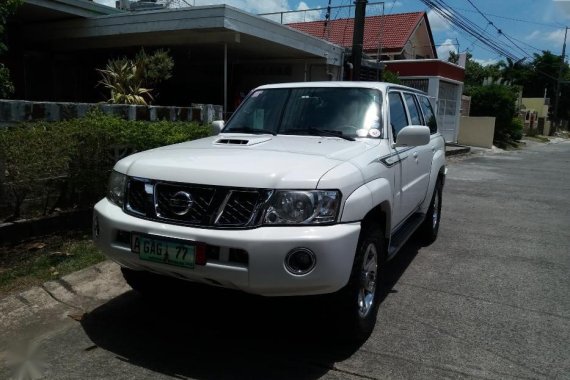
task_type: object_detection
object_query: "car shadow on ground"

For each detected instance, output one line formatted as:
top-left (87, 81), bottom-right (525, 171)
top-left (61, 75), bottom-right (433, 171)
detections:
top-left (80, 240), bottom-right (422, 380)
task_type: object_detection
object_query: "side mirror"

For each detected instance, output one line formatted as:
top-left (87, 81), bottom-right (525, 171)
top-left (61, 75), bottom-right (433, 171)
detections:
top-left (211, 120), bottom-right (224, 135)
top-left (395, 125), bottom-right (430, 147)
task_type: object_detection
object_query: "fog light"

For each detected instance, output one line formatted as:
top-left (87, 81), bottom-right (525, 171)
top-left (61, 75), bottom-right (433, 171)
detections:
top-left (285, 248), bottom-right (316, 275)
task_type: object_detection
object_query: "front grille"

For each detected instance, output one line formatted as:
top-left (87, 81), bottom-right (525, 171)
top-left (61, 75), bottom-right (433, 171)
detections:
top-left (127, 179), bottom-right (149, 215)
top-left (124, 177), bottom-right (269, 228)
top-left (155, 183), bottom-right (215, 224)
top-left (216, 191), bottom-right (260, 226)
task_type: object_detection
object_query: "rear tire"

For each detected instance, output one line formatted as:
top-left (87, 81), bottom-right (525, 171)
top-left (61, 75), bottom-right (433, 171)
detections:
top-left (419, 178), bottom-right (442, 244)
top-left (336, 222), bottom-right (386, 342)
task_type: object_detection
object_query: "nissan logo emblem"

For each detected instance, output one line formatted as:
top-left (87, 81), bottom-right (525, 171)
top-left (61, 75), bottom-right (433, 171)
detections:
top-left (169, 191), bottom-right (194, 215)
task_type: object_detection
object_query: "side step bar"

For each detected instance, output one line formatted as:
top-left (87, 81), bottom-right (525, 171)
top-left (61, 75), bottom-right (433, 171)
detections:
top-left (387, 213), bottom-right (425, 260)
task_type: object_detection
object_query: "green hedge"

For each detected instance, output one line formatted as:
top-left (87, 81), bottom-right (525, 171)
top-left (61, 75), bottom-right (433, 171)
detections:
top-left (0, 111), bottom-right (211, 221)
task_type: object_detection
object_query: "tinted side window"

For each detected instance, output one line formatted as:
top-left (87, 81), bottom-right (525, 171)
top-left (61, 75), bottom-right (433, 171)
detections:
top-left (404, 93), bottom-right (422, 125)
top-left (388, 92), bottom-right (408, 140)
top-left (419, 96), bottom-right (438, 134)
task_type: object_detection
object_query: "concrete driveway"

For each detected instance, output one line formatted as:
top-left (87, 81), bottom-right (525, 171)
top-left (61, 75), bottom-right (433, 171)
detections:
top-left (1, 140), bottom-right (569, 380)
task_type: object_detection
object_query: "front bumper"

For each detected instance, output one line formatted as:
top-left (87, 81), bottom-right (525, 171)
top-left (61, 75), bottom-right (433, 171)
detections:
top-left (93, 198), bottom-right (361, 296)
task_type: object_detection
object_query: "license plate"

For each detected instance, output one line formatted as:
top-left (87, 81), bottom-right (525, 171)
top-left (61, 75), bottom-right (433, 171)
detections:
top-left (131, 233), bottom-right (195, 269)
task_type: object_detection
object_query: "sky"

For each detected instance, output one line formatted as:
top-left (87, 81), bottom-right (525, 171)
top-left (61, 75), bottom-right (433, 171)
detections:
top-left (93, 0), bottom-right (570, 66)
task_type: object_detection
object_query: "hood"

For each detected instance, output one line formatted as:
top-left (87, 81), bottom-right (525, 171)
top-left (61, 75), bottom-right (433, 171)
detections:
top-left (114, 134), bottom-right (379, 189)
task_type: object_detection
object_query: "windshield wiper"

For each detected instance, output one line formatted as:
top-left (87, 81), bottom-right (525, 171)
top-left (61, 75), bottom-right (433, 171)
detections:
top-left (281, 128), bottom-right (355, 141)
top-left (223, 126), bottom-right (276, 136)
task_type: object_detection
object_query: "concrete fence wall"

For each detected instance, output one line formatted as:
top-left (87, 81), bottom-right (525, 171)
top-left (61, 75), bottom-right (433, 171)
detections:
top-left (458, 116), bottom-right (496, 149)
top-left (0, 100), bottom-right (223, 125)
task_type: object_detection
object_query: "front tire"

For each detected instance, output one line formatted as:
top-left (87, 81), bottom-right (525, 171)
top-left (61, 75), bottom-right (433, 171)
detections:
top-left (337, 222), bottom-right (386, 341)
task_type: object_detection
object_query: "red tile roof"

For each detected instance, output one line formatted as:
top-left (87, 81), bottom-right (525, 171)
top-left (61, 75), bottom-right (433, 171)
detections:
top-left (288, 12), bottom-right (428, 54)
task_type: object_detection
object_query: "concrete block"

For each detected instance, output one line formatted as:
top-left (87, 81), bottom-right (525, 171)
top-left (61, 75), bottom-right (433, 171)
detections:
top-left (0, 100), bottom-right (12, 121)
top-left (204, 104), bottom-right (214, 123)
top-left (99, 104), bottom-right (112, 115)
top-left (58, 102), bottom-right (77, 120)
top-left (190, 106), bottom-right (202, 122)
top-left (213, 105), bottom-right (224, 121)
top-left (76, 103), bottom-right (94, 118)
top-left (155, 106), bottom-right (171, 121)
top-left (109, 104), bottom-right (129, 119)
top-left (46, 103), bottom-right (61, 121)
top-left (149, 106), bottom-right (158, 121)
top-left (127, 105), bottom-right (136, 120)
top-left (31, 102), bottom-right (47, 120)
top-left (174, 107), bottom-right (189, 121)
top-left (14, 101), bottom-right (33, 121)
top-left (132, 105), bottom-right (148, 121)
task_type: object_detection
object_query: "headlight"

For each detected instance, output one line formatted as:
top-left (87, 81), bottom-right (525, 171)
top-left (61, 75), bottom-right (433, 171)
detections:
top-left (107, 171), bottom-right (126, 207)
top-left (263, 190), bottom-right (340, 225)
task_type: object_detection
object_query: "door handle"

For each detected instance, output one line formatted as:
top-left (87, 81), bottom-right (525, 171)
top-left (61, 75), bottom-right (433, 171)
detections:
top-left (413, 152), bottom-right (418, 158)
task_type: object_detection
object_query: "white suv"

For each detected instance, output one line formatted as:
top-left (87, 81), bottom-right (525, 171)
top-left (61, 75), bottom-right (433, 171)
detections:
top-left (93, 81), bottom-right (446, 338)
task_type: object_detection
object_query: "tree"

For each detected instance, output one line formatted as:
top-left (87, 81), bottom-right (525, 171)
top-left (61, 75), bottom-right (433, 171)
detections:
top-left (135, 48), bottom-right (174, 89)
top-left (520, 51), bottom-right (570, 122)
top-left (497, 57), bottom-right (529, 86)
top-left (0, 0), bottom-right (22, 98)
top-left (382, 69), bottom-right (401, 84)
top-left (449, 51), bottom-right (500, 89)
top-left (468, 84), bottom-right (519, 147)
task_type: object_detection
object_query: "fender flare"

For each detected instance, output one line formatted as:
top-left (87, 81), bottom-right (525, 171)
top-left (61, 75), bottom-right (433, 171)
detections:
top-left (420, 149), bottom-right (446, 212)
top-left (341, 178), bottom-right (393, 237)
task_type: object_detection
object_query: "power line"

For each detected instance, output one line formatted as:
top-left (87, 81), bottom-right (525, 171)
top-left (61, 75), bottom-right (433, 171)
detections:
top-left (453, 6), bottom-right (564, 29)
top-left (425, 0), bottom-right (515, 59)
top-left (465, 0), bottom-right (530, 59)
top-left (418, 0), bottom-right (521, 61)
top-left (508, 35), bottom-right (545, 54)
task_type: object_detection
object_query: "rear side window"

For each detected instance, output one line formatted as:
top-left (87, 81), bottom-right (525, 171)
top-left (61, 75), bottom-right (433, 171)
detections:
top-left (404, 93), bottom-right (423, 125)
top-left (388, 92), bottom-right (408, 140)
top-left (419, 96), bottom-right (438, 134)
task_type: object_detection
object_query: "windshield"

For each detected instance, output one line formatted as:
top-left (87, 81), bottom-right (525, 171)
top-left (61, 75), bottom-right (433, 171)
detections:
top-left (223, 87), bottom-right (383, 139)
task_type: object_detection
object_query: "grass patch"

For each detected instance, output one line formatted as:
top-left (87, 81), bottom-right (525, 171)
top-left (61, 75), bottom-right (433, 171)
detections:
top-left (0, 230), bottom-right (105, 298)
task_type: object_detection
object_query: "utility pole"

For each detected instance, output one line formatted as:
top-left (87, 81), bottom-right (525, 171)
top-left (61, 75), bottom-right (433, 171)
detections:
top-left (553, 26), bottom-right (568, 134)
top-left (351, 0), bottom-right (367, 80)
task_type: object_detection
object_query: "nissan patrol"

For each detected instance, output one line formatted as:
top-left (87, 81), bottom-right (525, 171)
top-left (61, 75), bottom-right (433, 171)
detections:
top-left (93, 81), bottom-right (446, 338)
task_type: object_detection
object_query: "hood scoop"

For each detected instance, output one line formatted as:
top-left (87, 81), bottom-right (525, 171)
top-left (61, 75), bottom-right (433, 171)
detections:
top-left (214, 135), bottom-right (272, 146)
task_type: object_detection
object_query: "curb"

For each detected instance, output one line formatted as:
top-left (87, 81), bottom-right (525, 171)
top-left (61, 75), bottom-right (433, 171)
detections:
top-left (0, 261), bottom-right (130, 333)
top-left (445, 144), bottom-right (471, 156)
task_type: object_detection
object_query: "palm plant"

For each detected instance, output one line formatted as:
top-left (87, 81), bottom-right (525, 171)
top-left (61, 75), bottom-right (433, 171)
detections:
top-left (97, 59), bottom-right (153, 105)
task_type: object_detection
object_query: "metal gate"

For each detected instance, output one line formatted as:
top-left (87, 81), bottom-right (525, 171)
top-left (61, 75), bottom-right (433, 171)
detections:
top-left (437, 81), bottom-right (460, 143)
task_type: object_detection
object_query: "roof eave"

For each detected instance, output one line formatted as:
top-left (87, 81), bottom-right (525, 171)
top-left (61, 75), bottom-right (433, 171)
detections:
top-left (420, 12), bottom-right (438, 58)
top-left (24, 0), bottom-right (124, 18)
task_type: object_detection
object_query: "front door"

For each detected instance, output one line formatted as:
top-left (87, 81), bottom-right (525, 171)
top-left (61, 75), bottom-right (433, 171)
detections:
top-left (388, 91), bottom-right (432, 227)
